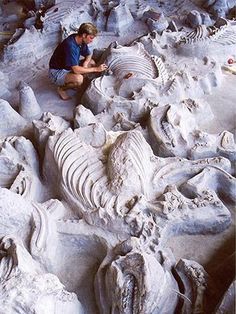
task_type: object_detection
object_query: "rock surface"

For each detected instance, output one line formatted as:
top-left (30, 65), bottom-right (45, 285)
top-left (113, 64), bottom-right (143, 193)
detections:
top-left (0, 0), bottom-right (235, 313)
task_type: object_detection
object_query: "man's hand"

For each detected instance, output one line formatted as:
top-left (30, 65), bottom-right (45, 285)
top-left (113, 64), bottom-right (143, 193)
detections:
top-left (96, 64), bottom-right (108, 72)
top-left (72, 63), bottom-right (108, 74)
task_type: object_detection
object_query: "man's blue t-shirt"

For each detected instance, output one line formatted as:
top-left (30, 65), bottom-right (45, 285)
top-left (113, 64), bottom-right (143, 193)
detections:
top-left (49, 34), bottom-right (91, 70)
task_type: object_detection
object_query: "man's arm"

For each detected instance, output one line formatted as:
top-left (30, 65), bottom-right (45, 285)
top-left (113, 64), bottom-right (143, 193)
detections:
top-left (71, 63), bottom-right (107, 74)
top-left (83, 54), bottom-right (93, 68)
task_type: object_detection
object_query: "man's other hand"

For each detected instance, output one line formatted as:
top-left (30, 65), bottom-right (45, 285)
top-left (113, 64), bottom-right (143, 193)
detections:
top-left (97, 64), bottom-right (108, 72)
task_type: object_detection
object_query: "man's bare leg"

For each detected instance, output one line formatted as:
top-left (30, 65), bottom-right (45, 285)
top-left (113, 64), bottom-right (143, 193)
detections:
top-left (57, 85), bottom-right (71, 100)
top-left (57, 73), bottom-right (84, 100)
top-left (57, 82), bottom-right (81, 100)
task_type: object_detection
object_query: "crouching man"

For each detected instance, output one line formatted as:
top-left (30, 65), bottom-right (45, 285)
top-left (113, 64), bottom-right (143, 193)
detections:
top-left (49, 22), bottom-right (107, 100)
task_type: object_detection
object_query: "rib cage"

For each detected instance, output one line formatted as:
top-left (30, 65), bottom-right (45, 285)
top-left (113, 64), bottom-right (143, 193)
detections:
top-left (152, 56), bottom-right (168, 85)
top-left (53, 130), bottom-right (112, 212)
top-left (213, 28), bottom-right (236, 45)
top-left (108, 43), bottom-right (159, 80)
top-left (179, 25), bottom-right (211, 44)
top-left (164, 77), bottom-right (178, 96)
top-left (179, 24), bottom-right (236, 45)
top-left (52, 129), bottom-right (154, 214)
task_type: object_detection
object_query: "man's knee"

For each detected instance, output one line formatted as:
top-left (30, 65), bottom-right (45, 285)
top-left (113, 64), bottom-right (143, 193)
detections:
top-left (65, 73), bottom-right (83, 87)
top-left (74, 74), bottom-right (83, 85)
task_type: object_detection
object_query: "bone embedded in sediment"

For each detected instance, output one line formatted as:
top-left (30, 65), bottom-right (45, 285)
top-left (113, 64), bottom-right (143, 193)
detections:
top-left (75, 102), bottom-right (143, 133)
top-left (29, 201), bottom-right (58, 269)
top-left (181, 59), bottom-right (222, 97)
top-left (0, 136), bottom-right (39, 173)
top-left (74, 104), bottom-right (97, 128)
top-left (33, 112), bottom-right (70, 154)
top-left (150, 156), bottom-right (232, 205)
top-left (219, 132), bottom-right (236, 151)
top-left (95, 242), bottom-right (179, 314)
top-left (44, 124), bottom-right (233, 247)
top-left (95, 241), bottom-right (217, 313)
top-left (74, 122), bottom-right (108, 148)
top-left (81, 75), bottom-right (116, 114)
top-left (82, 42), bottom-right (162, 115)
top-left (93, 109), bottom-right (140, 132)
top-left (0, 235), bottom-right (84, 314)
top-left (176, 22), bottom-right (236, 60)
top-left (0, 136), bottom-right (42, 200)
top-left (58, 2), bottom-right (93, 38)
top-left (174, 258), bottom-right (210, 314)
top-left (222, 62), bottom-right (236, 74)
top-left (152, 55), bottom-right (169, 84)
top-left (217, 130), bottom-right (236, 161)
top-left (181, 98), bottom-right (214, 122)
top-left (214, 17), bottom-right (229, 28)
top-left (84, 35), bottom-right (224, 117)
top-left (18, 81), bottom-right (42, 120)
top-left (149, 100), bottom-right (235, 161)
top-left (152, 156), bottom-right (232, 189)
top-left (181, 166), bottom-right (236, 202)
top-left (133, 30), bottom-right (172, 56)
top-left (178, 24), bottom-right (215, 45)
top-left (44, 127), bottom-right (160, 238)
top-left (44, 127), bottom-right (110, 213)
top-left (107, 130), bottom-right (154, 197)
top-left (0, 185), bottom-right (65, 270)
top-left (111, 111), bottom-right (142, 131)
top-left (156, 184), bottom-right (232, 235)
top-left (103, 42), bottom-right (159, 81)
top-left (189, 130), bottom-right (236, 161)
top-left (134, 31), bottom-right (223, 98)
top-left (149, 102), bottom-right (199, 157)
top-left (168, 20), bottom-right (179, 32)
top-left (0, 156), bottom-right (21, 189)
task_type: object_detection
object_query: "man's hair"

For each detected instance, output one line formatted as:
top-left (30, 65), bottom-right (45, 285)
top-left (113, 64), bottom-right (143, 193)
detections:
top-left (77, 23), bottom-right (98, 36)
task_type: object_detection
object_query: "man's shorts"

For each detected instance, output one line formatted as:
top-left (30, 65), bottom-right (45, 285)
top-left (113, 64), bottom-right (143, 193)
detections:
top-left (48, 69), bottom-right (71, 86)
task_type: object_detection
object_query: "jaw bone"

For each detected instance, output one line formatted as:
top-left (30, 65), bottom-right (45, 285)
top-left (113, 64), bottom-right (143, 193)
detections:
top-left (94, 240), bottom-right (179, 314)
top-left (95, 239), bottom-right (213, 314)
